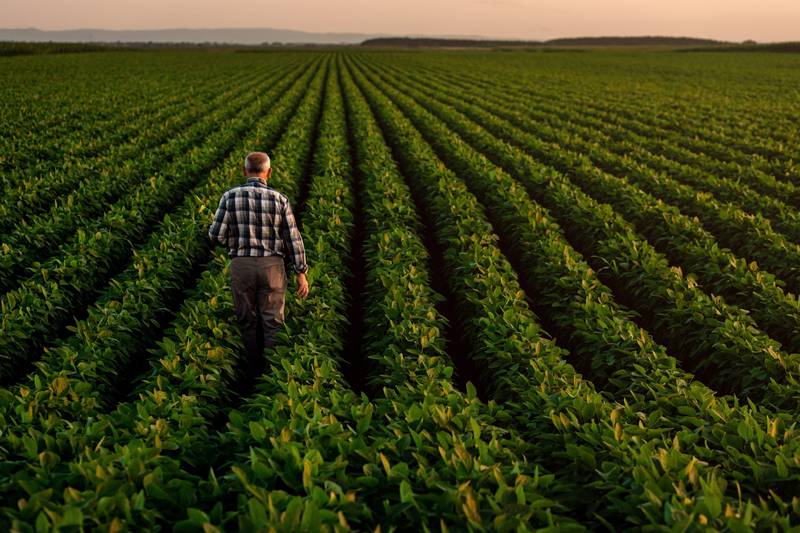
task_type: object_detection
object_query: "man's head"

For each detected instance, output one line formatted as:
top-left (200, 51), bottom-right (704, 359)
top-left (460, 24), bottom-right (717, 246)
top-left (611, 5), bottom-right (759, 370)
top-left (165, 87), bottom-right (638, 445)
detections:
top-left (244, 152), bottom-right (271, 180)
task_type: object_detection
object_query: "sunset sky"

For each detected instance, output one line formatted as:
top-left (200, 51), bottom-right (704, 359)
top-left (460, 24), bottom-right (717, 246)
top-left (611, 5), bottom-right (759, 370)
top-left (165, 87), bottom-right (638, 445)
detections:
top-left (3, 0), bottom-right (799, 42)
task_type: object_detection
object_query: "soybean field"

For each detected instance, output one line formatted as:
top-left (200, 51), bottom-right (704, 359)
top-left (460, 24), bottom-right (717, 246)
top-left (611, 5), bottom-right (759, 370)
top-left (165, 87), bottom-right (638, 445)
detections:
top-left (2, 48), bottom-right (800, 531)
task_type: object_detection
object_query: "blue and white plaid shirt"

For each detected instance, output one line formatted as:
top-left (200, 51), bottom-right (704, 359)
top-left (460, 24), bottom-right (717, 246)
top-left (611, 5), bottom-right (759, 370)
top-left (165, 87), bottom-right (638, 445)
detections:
top-left (208, 178), bottom-right (308, 274)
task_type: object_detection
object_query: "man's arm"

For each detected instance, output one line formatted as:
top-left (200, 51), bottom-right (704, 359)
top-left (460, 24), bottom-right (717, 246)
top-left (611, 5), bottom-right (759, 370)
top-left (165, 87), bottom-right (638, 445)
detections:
top-left (208, 194), bottom-right (230, 247)
top-left (281, 199), bottom-right (309, 299)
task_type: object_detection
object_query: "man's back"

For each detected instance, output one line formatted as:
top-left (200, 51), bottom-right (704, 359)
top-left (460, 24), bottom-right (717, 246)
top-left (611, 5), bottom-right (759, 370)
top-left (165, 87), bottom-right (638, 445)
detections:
top-left (209, 177), bottom-right (307, 274)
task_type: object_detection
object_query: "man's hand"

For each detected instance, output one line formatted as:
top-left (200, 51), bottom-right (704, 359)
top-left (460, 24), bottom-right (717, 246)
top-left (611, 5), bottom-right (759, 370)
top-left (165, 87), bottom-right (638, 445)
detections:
top-left (296, 273), bottom-right (309, 300)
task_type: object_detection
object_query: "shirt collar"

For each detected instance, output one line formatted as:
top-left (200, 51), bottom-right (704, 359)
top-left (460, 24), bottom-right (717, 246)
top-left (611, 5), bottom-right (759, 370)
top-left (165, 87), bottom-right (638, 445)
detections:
top-left (245, 177), bottom-right (269, 186)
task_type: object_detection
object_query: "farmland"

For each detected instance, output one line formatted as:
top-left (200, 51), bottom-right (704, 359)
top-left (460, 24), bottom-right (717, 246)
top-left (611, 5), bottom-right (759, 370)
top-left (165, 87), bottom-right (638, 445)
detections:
top-left (1, 47), bottom-right (800, 530)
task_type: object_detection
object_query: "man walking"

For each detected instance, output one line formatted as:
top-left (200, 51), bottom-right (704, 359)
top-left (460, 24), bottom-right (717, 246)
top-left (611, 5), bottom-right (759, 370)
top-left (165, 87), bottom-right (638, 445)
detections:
top-left (208, 152), bottom-right (309, 384)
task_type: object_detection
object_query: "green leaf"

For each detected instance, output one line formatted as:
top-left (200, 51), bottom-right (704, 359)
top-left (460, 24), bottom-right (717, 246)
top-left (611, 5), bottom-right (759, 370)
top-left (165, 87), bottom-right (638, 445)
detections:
top-left (60, 506), bottom-right (83, 527)
top-left (35, 512), bottom-right (50, 533)
top-left (466, 381), bottom-right (477, 400)
top-left (249, 421), bottom-right (267, 441)
top-left (469, 417), bottom-right (481, 441)
top-left (187, 508), bottom-right (210, 524)
top-left (399, 480), bottom-right (414, 504)
top-left (132, 491), bottom-right (146, 512)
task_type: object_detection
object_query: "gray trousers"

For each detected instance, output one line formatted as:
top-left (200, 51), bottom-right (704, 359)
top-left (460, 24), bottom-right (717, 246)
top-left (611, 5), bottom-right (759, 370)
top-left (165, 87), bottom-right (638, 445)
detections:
top-left (230, 256), bottom-right (287, 379)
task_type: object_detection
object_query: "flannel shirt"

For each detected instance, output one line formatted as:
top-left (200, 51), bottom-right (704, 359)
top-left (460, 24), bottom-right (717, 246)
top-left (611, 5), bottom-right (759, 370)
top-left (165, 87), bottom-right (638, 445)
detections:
top-left (208, 178), bottom-right (308, 274)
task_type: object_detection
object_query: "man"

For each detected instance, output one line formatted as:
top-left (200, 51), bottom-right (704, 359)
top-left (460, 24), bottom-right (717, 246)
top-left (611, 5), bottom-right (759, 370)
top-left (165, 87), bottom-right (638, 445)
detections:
top-left (208, 151), bottom-right (309, 384)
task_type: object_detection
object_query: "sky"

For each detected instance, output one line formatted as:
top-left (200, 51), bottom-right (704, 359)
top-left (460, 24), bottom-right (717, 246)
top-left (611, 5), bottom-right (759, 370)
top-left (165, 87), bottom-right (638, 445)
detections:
top-left (3, 0), bottom-right (799, 42)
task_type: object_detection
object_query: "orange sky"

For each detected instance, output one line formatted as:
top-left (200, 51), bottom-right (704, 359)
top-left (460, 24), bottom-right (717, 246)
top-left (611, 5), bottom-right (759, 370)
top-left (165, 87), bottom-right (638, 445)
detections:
top-left (3, 0), bottom-right (799, 42)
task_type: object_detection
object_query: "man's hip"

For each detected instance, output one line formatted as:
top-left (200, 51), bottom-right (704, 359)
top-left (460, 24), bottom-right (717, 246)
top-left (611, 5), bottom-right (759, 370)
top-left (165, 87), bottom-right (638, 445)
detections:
top-left (230, 256), bottom-right (287, 324)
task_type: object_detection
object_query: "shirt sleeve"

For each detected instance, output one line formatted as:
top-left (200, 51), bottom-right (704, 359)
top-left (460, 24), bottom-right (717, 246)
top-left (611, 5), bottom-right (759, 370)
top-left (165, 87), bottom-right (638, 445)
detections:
top-left (281, 199), bottom-right (308, 274)
top-left (208, 193), bottom-right (230, 246)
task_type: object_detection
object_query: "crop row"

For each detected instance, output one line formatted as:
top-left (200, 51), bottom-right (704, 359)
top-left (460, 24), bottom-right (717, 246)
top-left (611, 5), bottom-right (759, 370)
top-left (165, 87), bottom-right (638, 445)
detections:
top-left (207, 57), bottom-right (579, 531)
top-left (409, 54), bottom-right (798, 176)
top-left (351, 57), bottom-right (693, 526)
top-left (380, 64), bottom-right (800, 361)
top-left (0, 62), bottom-right (296, 293)
top-left (0, 60), bottom-right (314, 383)
top-left (544, 77), bottom-right (799, 178)
top-left (343, 59), bottom-right (577, 528)
top-left (0, 57), bottom-right (318, 461)
top-left (529, 77), bottom-right (795, 179)
top-left (396, 62), bottom-right (800, 361)
top-left (418, 58), bottom-right (800, 218)
top-left (0, 67), bottom-right (170, 185)
top-left (11, 56), bottom-right (586, 531)
top-left (0, 57), bottom-right (329, 531)
top-left (478, 67), bottom-right (800, 225)
top-left (0, 52), bottom-right (277, 187)
top-left (537, 91), bottom-right (800, 208)
top-left (0, 73), bottom-right (221, 226)
top-left (348, 56), bottom-right (800, 527)
top-left (355, 53), bottom-right (800, 471)
top-left (0, 59), bottom-right (318, 434)
top-left (358, 57), bottom-right (800, 407)
top-left (419, 62), bottom-right (800, 232)
top-left (0, 60), bottom-right (290, 238)
top-left (3, 50), bottom-right (798, 530)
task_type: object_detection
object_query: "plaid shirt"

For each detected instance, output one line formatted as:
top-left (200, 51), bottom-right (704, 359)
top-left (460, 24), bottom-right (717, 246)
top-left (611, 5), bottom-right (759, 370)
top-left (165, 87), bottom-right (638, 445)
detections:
top-left (208, 178), bottom-right (308, 274)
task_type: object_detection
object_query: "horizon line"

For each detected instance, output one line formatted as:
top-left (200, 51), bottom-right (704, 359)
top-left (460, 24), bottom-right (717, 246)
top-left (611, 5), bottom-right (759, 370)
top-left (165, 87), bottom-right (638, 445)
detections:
top-left (0, 27), bottom-right (773, 44)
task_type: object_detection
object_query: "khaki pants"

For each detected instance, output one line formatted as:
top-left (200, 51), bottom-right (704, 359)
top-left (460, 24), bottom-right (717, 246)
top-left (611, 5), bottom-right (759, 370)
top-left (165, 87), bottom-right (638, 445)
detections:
top-left (230, 256), bottom-right (287, 381)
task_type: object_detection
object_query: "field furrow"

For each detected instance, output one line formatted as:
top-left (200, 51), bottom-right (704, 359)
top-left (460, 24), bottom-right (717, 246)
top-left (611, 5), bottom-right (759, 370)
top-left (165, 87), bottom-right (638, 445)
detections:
top-left (0, 61), bottom-right (300, 293)
top-left (350, 55), bottom-right (800, 524)
top-left (355, 57), bottom-right (800, 407)
top-left (0, 60), bottom-right (279, 233)
top-left (3, 48), bottom-right (800, 530)
top-left (0, 60), bottom-right (318, 384)
top-left (206, 58), bottom-right (581, 531)
top-left (409, 54), bottom-right (799, 177)
top-left (410, 63), bottom-right (800, 242)
top-left (379, 62), bottom-right (800, 358)
top-left (0, 56), bottom-right (328, 530)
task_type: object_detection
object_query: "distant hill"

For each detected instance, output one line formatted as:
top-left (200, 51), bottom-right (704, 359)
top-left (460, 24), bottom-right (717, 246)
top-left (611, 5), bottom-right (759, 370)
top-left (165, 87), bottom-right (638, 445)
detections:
top-left (360, 37), bottom-right (541, 48)
top-left (362, 36), bottom-right (726, 48)
top-left (0, 29), bottom-right (733, 48)
top-left (545, 36), bottom-right (724, 46)
top-left (0, 27), bottom-right (378, 45)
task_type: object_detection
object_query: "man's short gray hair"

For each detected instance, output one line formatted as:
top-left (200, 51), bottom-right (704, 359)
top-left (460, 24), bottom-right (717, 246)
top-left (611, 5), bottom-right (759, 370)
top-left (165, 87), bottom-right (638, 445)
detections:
top-left (244, 152), bottom-right (271, 174)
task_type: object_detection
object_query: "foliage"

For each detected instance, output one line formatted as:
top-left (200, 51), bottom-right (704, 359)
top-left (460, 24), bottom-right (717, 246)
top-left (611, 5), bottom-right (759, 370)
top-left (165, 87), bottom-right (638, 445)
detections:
top-left (2, 48), bottom-right (800, 530)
